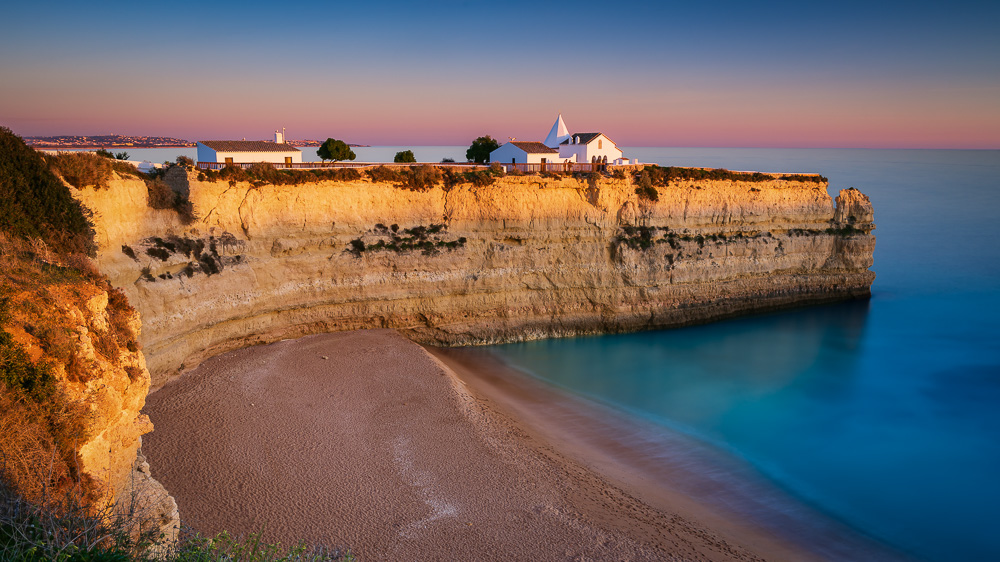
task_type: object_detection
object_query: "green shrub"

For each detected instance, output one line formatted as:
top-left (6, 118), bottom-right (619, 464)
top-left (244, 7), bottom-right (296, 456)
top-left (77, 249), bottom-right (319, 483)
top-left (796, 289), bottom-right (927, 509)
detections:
top-left (393, 150), bottom-right (416, 163)
top-left (633, 165), bottom-right (822, 187)
top-left (0, 129), bottom-right (97, 256)
top-left (346, 224), bottom-right (465, 257)
top-left (779, 174), bottom-right (828, 183)
top-left (146, 247), bottom-right (171, 261)
top-left (366, 166), bottom-right (403, 184)
top-left (317, 139), bottom-right (355, 162)
top-left (466, 136), bottom-right (499, 164)
top-left (826, 225), bottom-right (862, 237)
top-left (405, 165), bottom-right (441, 191)
top-left (147, 180), bottom-right (176, 210)
top-left (616, 226), bottom-right (659, 250)
top-left (635, 185), bottom-right (658, 202)
top-left (44, 151), bottom-right (141, 189)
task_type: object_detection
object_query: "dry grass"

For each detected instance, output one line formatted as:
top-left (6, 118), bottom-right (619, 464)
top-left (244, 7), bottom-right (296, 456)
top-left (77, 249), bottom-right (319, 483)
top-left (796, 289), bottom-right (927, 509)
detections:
top-left (0, 391), bottom-right (72, 504)
top-left (43, 151), bottom-right (143, 190)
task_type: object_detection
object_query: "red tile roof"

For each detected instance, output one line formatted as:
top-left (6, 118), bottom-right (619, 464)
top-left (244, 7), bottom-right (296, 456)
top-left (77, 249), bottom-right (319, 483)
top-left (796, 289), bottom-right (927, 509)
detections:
top-left (199, 140), bottom-right (300, 153)
top-left (509, 141), bottom-right (558, 153)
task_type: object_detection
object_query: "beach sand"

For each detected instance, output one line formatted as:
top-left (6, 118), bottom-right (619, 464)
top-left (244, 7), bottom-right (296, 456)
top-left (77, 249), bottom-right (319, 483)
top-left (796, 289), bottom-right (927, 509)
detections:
top-left (141, 329), bottom-right (882, 561)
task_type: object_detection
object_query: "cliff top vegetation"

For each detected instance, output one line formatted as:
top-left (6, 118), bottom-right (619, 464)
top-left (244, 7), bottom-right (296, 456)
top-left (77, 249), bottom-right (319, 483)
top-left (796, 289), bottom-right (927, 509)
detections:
top-left (0, 127), bottom-right (96, 257)
top-left (197, 162), bottom-right (503, 191)
top-left (635, 165), bottom-right (828, 187)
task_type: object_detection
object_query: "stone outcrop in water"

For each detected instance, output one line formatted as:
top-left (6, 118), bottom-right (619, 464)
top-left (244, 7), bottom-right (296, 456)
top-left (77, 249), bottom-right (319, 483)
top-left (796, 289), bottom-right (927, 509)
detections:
top-left (73, 169), bottom-right (875, 391)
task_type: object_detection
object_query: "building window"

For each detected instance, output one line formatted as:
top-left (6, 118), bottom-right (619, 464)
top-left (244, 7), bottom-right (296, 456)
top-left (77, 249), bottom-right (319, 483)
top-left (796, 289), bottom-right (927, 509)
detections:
top-left (598, 140), bottom-right (603, 149)
top-left (224, 157), bottom-right (234, 165)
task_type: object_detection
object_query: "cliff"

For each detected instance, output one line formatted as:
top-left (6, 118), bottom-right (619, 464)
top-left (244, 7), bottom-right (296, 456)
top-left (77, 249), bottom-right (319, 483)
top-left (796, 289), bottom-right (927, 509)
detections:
top-left (0, 239), bottom-right (178, 539)
top-left (74, 170), bottom-right (875, 390)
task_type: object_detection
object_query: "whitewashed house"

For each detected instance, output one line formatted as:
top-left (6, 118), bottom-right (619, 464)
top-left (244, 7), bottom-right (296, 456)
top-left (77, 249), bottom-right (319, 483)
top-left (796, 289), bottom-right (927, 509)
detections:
top-left (489, 141), bottom-right (559, 164)
top-left (196, 130), bottom-right (302, 167)
top-left (558, 132), bottom-right (623, 164)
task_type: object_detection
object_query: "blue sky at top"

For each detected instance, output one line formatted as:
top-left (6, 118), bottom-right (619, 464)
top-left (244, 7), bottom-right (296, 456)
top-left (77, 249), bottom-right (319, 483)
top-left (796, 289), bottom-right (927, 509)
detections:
top-left (1, 0), bottom-right (998, 146)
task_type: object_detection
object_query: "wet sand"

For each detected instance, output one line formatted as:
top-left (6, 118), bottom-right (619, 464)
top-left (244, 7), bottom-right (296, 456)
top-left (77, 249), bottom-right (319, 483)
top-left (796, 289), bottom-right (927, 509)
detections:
top-left (141, 329), bottom-right (895, 561)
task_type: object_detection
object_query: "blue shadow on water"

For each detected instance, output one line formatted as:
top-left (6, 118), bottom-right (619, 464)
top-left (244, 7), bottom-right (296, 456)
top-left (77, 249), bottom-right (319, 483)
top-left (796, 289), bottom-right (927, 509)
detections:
top-left (491, 297), bottom-right (1000, 561)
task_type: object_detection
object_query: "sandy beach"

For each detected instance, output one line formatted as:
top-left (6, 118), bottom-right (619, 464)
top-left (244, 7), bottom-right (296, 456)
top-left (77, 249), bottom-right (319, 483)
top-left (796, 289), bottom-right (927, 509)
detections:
top-left (141, 330), bottom-right (892, 561)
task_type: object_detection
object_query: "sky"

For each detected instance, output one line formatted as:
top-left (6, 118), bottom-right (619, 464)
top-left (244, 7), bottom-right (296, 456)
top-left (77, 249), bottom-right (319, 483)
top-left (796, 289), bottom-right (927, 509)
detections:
top-left (1, 0), bottom-right (998, 148)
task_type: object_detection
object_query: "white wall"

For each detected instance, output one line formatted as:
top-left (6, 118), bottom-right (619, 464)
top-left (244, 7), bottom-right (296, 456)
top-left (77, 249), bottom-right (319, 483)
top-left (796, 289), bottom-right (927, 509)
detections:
top-left (490, 143), bottom-right (559, 164)
top-left (196, 143), bottom-right (303, 164)
top-left (214, 150), bottom-right (302, 164)
top-left (558, 134), bottom-right (623, 163)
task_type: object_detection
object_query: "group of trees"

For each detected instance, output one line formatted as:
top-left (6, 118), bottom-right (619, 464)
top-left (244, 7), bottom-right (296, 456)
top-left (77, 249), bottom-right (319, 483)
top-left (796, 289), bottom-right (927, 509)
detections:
top-left (316, 136), bottom-right (502, 165)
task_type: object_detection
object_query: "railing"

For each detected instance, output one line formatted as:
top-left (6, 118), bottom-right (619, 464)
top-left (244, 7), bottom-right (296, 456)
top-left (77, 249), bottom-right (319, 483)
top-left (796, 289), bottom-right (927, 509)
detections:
top-left (197, 161), bottom-right (485, 171)
top-left (195, 160), bottom-right (647, 175)
top-left (496, 162), bottom-right (606, 174)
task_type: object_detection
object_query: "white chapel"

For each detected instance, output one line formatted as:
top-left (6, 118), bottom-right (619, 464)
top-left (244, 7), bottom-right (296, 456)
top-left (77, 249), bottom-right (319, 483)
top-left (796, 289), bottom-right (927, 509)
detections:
top-left (490, 114), bottom-right (630, 165)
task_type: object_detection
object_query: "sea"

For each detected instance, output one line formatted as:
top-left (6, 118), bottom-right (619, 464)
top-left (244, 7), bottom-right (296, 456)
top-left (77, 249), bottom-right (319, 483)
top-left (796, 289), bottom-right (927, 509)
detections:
top-left (113, 145), bottom-right (1000, 561)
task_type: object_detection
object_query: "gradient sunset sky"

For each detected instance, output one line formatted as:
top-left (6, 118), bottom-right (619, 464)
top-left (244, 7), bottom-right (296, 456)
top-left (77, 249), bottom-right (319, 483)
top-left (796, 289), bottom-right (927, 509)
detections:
top-left (2, 0), bottom-right (997, 148)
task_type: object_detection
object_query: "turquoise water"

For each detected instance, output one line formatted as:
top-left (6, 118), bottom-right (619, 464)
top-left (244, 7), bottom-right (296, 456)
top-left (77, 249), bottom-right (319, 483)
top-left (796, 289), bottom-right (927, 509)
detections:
top-left (487, 148), bottom-right (1000, 561)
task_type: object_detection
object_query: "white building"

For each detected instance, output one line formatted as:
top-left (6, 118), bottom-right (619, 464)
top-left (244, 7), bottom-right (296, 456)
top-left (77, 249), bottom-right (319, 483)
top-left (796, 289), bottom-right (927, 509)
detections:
top-left (543, 113), bottom-right (571, 148)
top-left (558, 132), bottom-right (624, 164)
top-left (196, 130), bottom-right (302, 166)
top-left (489, 141), bottom-right (559, 164)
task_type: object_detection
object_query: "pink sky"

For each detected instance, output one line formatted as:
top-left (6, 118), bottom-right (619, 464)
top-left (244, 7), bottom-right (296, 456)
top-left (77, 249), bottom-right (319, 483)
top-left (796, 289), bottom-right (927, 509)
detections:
top-left (2, 1), bottom-right (998, 149)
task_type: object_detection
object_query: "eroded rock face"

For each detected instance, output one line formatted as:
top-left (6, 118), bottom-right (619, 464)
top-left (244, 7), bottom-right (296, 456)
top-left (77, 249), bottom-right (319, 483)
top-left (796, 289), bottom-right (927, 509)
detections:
top-left (0, 268), bottom-right (179, 541)
top-left (75, 171), bottom-right (875, 392)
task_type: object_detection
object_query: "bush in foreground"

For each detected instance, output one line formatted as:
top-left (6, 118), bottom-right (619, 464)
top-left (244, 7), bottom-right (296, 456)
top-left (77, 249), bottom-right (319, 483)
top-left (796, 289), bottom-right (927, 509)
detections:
top-left (0, 479), bottom-right (353, 561)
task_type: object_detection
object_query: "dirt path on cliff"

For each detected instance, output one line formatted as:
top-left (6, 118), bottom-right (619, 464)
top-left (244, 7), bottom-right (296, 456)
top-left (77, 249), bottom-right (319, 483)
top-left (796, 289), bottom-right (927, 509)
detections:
top-left (141, 329), bottom-right (813, 561)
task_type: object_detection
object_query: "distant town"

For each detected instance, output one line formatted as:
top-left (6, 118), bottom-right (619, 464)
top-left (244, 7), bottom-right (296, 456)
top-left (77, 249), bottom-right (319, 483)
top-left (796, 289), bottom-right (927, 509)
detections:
top-left (21, 135), bottom-right (360, 149)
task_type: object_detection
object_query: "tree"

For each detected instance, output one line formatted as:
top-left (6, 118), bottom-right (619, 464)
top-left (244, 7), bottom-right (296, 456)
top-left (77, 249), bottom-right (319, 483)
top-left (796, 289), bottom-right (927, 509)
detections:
top-left (394, 150), bottom-right (416, 163)
top-left (317, 138), bottom-right (356, 162)
top-left (466, 135), bottom-right (499, 164)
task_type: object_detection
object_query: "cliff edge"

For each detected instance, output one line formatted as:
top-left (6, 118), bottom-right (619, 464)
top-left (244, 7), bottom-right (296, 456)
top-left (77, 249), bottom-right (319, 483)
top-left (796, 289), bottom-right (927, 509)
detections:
top-left (74, 169), bottom-right (875, 390)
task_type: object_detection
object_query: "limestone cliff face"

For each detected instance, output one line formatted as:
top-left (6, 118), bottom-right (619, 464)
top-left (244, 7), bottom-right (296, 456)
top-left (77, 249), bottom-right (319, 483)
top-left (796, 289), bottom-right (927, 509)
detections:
top-left (75, 171), bottom-right (875, 390)
top-left (0, 262), bottom-right (178, 538)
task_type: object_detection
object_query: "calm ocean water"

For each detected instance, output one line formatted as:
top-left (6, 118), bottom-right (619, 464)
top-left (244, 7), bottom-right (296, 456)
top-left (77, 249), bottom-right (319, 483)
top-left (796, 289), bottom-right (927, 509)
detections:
top-left (119, 145), bottom-right (1000, 559)
top-left (485, 148), bottom-right (1000, 562)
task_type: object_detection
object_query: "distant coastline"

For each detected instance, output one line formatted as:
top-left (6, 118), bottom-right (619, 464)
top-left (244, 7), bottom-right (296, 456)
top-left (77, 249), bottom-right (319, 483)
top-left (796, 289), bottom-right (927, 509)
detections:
top-left (23, 134), bottom-right (370, 150)
top-left (32, 144), bottom-right (194, 149)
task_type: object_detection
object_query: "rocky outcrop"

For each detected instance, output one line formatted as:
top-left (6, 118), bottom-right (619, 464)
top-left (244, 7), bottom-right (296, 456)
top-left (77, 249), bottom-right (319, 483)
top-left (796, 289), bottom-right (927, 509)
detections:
top-left (0, 260), bottom-right (179, 541)
top-left (74, 171), bottom-right (875, 390)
